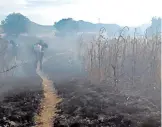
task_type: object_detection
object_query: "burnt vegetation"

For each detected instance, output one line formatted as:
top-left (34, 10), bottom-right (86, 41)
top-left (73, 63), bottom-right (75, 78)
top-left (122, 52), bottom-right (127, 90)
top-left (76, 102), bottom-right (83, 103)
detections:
top-left (0, 13), bottom-right (161, 127)
top-left (0, 91), bottom-right (43, 126)
top-left (52, 26), bottom-right (161, 127)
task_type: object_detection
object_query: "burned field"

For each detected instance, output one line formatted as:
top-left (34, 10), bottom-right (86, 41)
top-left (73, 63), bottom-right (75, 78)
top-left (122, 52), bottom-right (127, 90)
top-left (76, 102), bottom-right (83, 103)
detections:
top-left (0, 90), bottom-right (43, 126)
top-left (53, 79), bottom-right (160, 127)
top-left (0, 62), bottom-right (161, 127)
top-left (0, 34), bottom-right (161, 127)
top-left (0, 76), bottom-right (43, 127)
top-left (0, 77), bottom-right (160, 127)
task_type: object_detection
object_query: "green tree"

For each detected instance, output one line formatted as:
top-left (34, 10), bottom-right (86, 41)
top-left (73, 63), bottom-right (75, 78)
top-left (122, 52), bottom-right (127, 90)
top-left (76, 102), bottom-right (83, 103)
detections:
top-left (1, 13), bottom-right (29, 36)
top-left (54, 18), bottom-right (78, 36)
top-left (147, 17), bottom-right (161, 36)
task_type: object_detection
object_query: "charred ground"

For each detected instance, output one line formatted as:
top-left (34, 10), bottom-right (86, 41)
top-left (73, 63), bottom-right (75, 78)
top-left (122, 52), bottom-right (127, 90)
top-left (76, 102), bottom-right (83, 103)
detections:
top-left (0, 77), bottom-right (160, 127)
top-left (53, 79), bottom-right (160, 127)
top-left (0, 33), bottom-right (161, 127)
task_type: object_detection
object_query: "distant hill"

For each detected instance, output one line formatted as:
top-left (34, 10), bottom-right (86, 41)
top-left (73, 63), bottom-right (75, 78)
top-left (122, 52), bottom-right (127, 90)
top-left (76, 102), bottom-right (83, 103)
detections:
top-left (76, 20), bottom-right (121, 34)
top-left (27, 21), bottom-right (55, 35)
top-left (53, 18), bottom-right (121, 36)
top-left (124, 24), bottom-right (151, 37)
top-left (0, 13), bottom-right (158, 37)
top-left (53, 18), bottom-right (153, 37)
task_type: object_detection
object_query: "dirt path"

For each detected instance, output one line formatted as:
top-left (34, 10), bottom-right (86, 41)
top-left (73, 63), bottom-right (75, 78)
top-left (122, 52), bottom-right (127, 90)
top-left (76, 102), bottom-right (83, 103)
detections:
top-left (34, 64), bottom-right (62, 127)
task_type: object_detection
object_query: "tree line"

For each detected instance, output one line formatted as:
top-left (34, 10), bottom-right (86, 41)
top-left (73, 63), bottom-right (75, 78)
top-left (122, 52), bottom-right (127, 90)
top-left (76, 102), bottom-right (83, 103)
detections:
top-left (0, 13), bottom-right (161, 37)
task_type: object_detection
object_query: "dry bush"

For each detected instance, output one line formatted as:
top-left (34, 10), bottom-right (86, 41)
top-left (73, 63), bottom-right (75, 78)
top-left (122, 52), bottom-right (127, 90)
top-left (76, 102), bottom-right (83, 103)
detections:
top-left (0, 38), bottom-right (14, 77)
top-left (79, 27), bottom-right (161, 99)
top-left (0, 38), bottom-right (24, 77)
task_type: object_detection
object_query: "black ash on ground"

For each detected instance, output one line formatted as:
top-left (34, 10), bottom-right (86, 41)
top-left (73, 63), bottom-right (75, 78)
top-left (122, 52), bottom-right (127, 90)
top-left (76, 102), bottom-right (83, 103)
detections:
top-left (0, 79), bottom-right (160, 127)
top-left (53, 80), bottom-right (160, 127)
top-left (0, 90), bottom-right (43, 127)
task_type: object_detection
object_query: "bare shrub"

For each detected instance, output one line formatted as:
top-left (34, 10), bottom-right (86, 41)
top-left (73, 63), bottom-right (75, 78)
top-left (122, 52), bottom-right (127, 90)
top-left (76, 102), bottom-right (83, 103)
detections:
top-left (0, 38), bottom-right (25, 77)
top-left (79, 27), bottom-right (161, 99)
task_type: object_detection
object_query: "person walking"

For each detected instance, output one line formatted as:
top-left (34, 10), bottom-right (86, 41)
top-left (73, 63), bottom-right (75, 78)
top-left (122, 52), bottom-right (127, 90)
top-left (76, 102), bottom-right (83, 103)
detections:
top-left (9, 40), bottom-right (18, 62)
top-left (33, 40), bottom-right (48, 70)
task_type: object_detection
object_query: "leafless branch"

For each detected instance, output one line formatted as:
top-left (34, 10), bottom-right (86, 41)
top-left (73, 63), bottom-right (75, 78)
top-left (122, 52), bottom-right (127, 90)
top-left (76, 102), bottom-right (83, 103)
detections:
top-left (0, 61), bottom-right (27, 73)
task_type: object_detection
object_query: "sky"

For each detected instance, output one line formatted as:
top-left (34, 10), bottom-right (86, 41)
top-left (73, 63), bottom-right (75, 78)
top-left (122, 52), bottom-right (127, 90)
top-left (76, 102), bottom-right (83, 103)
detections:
top-left (0, 0), bottom-right (161, 27)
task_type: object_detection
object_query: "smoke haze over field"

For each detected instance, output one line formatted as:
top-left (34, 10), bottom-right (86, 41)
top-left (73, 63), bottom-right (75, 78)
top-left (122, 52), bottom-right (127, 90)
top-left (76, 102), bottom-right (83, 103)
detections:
top-left (0, 1), bottom-right (161, 126)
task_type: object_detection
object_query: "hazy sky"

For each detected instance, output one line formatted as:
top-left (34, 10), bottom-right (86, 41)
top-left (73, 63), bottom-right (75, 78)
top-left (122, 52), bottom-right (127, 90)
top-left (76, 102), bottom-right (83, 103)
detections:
top-left (0, 0), bottom-right (161, 27)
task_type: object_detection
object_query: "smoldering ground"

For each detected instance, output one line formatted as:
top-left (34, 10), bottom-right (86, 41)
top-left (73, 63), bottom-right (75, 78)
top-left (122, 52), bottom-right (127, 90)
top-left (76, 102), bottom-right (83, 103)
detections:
top-left (0, 32), bottom-right (161, 127)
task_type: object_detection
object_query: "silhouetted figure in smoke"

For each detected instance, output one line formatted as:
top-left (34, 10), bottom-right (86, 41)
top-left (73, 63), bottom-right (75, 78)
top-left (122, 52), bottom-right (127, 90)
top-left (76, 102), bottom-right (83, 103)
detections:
top-left (9, 40), bottom-right (18, 62)
top-left (33, 40), bottom-right (48, 70)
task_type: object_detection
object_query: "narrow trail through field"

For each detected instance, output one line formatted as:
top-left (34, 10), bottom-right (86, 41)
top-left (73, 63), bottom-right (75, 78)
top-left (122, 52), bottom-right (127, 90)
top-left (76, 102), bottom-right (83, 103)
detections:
top-left (34, 63), bottom-right (62, 127)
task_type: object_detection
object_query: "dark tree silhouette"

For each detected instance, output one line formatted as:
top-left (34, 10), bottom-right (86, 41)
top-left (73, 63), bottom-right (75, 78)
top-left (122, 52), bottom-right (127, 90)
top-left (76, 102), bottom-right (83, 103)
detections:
top-left (54, 18), bottom-right (78, 36)
top-left (147, 17), bottom-right (161, 36)
top-left (1, 13), bottom-right (29, 36)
